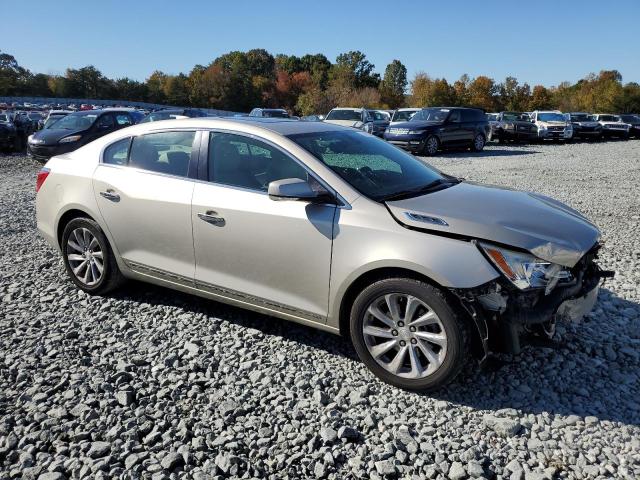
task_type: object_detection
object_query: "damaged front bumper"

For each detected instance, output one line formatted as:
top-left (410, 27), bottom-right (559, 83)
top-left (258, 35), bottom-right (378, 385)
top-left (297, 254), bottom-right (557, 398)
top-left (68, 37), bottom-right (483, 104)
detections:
top-left (450, 244), bottom-right (614, 356)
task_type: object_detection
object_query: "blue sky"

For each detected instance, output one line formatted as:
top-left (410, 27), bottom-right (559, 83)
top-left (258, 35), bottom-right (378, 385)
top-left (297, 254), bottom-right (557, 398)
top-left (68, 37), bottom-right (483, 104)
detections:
top-left (5, 0), bottom-right (639, 86)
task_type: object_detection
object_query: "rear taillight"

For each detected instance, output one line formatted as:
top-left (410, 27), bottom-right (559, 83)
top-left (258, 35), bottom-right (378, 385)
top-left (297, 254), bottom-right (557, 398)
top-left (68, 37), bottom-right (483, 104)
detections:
top-left (36, 168), bottom-right (50, 193)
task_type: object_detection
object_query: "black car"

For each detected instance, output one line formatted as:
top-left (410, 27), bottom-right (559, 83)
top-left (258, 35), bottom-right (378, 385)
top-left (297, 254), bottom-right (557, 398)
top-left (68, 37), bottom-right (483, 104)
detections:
top-left (365, 110), bottom-right (390, 137)
top-left (140, 108), bottom-right (208, 123)
top-left (383, 107), bottom-right (489, 156)
top-left (569, 113), bottom-right (602, 140)
top-left (491, 111), bottom-right (538, 142)
top-left (619, 114), bottom-right (640, 138)
top-left (0, 112), bottom-right (18, 150)
top-left (27, 110), bottom-right (136, 162)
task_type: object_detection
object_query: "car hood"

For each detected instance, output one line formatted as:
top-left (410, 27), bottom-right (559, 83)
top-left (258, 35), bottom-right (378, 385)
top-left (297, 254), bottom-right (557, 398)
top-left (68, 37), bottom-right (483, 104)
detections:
top-left (573, 121), bottom-right (600, 127)
top-left (324, 119), bottom-right (363, 128)
top-left (386, 182), bottom-right (600, 267)
top-left (32, 127), bottom-right (86, 145)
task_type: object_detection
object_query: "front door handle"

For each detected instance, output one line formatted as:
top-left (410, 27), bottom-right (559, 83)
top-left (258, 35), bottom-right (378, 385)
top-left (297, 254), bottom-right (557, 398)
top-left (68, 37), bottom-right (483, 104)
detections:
top-left (99, 190), bottom-right (120, 202)
top-left (198, 211), bottom-right (225, 227)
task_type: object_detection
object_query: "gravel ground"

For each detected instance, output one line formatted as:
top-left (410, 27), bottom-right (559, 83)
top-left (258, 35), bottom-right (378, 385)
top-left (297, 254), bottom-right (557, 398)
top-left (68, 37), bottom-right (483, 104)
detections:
top-left (1, 140), bottom-right (639, 480)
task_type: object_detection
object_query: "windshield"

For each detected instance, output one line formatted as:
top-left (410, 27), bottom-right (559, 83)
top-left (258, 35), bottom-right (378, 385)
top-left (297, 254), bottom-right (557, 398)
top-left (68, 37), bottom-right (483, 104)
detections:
top-left (392, 110), bottom-right (418, 122)
top-left (53, 113), bottom-right (98, 130)
top-left (28, 113), bottom-right (43, 120)
top-left (0, 114), bottom-right (9, 122)
top-left (486, 114), bottom-right (499, 121)
top-left (370, 111), bottom-right (389, 121)
top-left (570, 114), bottom-right (594, 121)
top-left (502, 112), bottom-right (527, 121)
top-left (44, 115), bottom-right (67, 129)
top-left (411, 108), bottom-right (450, 122)
top-left (287, 129), bottom-right (447, 201)
top-left (537, 112), bottom-right (565, 122)
top-left (598, 115), bottom-right (618, 122)
top-left (326, 109), bottom-right (362, 121)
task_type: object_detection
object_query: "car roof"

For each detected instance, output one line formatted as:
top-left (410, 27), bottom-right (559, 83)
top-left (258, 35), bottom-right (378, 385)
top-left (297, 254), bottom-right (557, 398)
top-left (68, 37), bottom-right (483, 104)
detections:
top-left (123, 116), bottom-right (348, 136)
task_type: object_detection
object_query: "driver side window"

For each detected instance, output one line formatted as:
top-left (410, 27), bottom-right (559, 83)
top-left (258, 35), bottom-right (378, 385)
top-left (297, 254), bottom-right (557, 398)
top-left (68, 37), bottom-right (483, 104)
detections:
top-left (208, 133), bottom-right (309, 192)
top-left (96, 114), bottom-right (115, 129)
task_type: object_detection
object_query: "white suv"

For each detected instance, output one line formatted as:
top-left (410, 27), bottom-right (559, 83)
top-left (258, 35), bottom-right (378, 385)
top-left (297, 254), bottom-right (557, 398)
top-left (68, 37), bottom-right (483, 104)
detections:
top-left (530, 110), bottom-right (573, 141)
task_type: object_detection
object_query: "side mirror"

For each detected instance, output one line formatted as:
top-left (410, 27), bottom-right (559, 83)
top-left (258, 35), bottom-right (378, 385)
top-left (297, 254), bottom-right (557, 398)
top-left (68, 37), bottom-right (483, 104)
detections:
top-left (268, 178), bottom-right (334, 203)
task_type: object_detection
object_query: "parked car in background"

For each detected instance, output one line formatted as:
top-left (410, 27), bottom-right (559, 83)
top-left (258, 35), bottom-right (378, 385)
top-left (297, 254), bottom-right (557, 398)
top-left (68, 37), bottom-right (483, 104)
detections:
top-left (530, 111), bottom-right (573, 141)
top-left (323, 107), bottom-right (372, 129)
top-left (42, 110), bottom-right (73, 130)
top-left (490, 111), bottom-right (538, 142)
top-left (390, 108), bottom-right (420, 125)
top-left (366, 110), bottom-right (391, 137)
top-left (249, 108), bottom-right (291, 118)
top-left (27, 109), bottom-right (137, 161)
top-left (617, 114), bottom-right (640, 138)
top-left (593, 114), bottom-right (630, 139)
top-left (384, 107), bottom-right (489, 156)
top-left (140, 108), bottom-right (208, 123)
top-left (0, 112), bottom-right (18, 150)
top-left (568, 113), bottom-right (602, 140)
top-left (13, 112), bottom-right (37, 149)
top-left (300, 114), bottom-right (324, 122)
top-left (35, 117), bottom-right (608, 391)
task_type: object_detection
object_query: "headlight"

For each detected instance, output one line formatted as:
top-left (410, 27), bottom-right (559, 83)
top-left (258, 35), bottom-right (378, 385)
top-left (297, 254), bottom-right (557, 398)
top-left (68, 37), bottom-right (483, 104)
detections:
top-left (28, 134), bottom-right (34, 143)
top-left (479, 243), bottom-right (571, 292)
top-left (538, 124), bottom-right (547, 130)
top-left (59, 135), bottom-right (82, 143)
top-left (408, 129), bottom-right (426, 134)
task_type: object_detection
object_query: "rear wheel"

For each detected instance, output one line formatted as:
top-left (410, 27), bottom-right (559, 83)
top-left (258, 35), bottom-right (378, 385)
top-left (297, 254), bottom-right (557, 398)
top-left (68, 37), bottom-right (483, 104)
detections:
top-left (472, 133), bottom-right (485, 152)
top-left (349, 278), bottom-right (470, 391)
top-left (61, 217), bottom-right (124, 294)
top-left (423, 136), bottom-right (439, 156)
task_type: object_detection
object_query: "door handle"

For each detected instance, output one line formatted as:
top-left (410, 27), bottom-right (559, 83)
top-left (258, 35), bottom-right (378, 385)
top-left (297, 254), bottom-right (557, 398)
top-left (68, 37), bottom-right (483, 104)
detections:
top-left (99, 190), bottom-right (120, 202)
top-left (198, 211), bottom-right (225, 227)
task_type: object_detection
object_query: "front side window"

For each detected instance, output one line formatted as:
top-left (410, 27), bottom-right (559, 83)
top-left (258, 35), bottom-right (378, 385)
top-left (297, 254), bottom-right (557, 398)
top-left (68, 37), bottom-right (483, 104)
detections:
top-left (96, 114), bottom-right (115, 129)
top-left (115, 114), bottom-right (132, 126)
top-left (208, 132), bottom-right (309, 192)
top-left (288, 130), bottom-right (446, 201)
top-left (103, 138), bottom-right (131, 165)
top-left (129, 131), bottom-right (195, 177)
top-left (448, 110), bottom-right (461, 123)
top-left (411, 108), bottom-right (450, 122)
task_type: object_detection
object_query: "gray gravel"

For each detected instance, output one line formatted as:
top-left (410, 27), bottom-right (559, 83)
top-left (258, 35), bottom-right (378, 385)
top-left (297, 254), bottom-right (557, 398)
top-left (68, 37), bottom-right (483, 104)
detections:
top-left (1, 141), bottom-right (639, 479)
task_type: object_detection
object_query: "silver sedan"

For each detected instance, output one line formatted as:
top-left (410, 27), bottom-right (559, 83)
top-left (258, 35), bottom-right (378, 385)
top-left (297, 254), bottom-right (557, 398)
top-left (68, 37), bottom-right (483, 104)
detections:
top-left (36, 118), bottom-right (609, 391)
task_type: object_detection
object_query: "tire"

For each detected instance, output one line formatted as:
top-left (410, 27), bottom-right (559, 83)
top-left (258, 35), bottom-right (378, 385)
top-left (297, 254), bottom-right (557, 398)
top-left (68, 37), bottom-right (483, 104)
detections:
top-left (422, 135), bottom-right (439, 156)
top-left (61, 217), bottom-right (124, 295)
top-left (472, 133), bottom-right (485, 152)
top-left (349, 278), bottom-right (470, 392)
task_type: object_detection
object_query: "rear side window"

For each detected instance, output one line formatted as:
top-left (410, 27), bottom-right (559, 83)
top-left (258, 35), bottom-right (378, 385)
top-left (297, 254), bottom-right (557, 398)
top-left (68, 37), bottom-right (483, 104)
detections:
top-left (447, 110), bottom-right (461, 123)
top-left (129, 131), bottom-right (196, 177)
top-left (96, 114), bottom-right (115, 129)
top-left (103, 138), bottom-right (131, 165)
top-left (208, 132), bottom-right (309, 191)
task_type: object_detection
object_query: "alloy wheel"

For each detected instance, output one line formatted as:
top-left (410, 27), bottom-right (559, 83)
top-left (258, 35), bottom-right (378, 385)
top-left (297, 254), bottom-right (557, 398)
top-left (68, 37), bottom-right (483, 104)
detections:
top-left (362, 293), bottom-right (448, 379)
top-left (66, 227), bottom-right (104, 286)
top-left (474, 134), bottom-right (485, 150)
top-left (426, 137), bottom-right (438, 155)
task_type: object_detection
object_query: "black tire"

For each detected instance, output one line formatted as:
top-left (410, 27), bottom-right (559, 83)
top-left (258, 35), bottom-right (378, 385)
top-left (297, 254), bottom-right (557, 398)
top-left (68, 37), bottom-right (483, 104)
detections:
top-left (472, 133), bottom-right (486, 152)
top-left (349, 277), bottom-right (470, 392)
top-left (422, 135), bottom-right (439, 156)
top-left (61, 217), bottom-right (125, 295)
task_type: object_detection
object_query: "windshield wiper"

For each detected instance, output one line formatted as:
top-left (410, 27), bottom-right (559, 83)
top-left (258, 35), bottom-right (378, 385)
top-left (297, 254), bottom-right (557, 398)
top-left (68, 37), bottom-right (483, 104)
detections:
top-left (380, 178), bottom-right (457, 202)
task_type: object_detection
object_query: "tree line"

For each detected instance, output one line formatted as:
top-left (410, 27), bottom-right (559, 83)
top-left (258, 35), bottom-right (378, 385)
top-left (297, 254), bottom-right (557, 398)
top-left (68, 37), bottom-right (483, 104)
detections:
top-left (1, 49), bottom-right (639, 114)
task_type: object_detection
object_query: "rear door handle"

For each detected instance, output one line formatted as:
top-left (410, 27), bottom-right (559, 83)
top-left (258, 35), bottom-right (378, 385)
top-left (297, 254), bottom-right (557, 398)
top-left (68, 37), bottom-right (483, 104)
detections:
top-left (99, 190), bottom-right (120, 202)
top-left (198, 210), bottom-right (225, 227)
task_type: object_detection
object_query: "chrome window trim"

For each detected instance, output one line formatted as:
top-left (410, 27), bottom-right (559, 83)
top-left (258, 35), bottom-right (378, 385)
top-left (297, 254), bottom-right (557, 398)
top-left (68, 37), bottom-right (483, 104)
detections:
top-left (202, 128), bottom-right (350, 208)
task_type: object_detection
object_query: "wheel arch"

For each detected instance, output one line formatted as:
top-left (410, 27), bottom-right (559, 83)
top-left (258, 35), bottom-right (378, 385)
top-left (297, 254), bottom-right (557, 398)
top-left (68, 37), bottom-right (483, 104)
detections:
top-left (56, 208), bottom-right (97, 248)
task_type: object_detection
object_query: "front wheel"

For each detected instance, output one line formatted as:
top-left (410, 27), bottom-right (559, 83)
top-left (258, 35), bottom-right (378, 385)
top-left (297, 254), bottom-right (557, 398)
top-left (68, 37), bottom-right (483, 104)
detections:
top-left (349, 278), bottom-right (470, 391)
top-left (61, 217), bottom-right (124, 295)
top-left (472, 133), bottom-right (486, 152)
top-left (422, 135), bottom-right (439, 156)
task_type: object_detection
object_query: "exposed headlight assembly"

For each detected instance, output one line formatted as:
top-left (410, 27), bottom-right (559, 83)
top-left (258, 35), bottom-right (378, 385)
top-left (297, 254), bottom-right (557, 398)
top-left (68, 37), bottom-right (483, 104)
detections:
top-left (479, 242), bottom-right (571, 293)
top-left (59, 135), bottom-right (82, 143)
top-left (408, 129), bottom-right (426, 134)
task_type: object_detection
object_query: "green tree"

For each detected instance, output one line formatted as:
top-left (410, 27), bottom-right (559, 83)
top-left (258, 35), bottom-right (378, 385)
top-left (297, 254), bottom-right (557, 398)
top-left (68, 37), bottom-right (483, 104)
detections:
top-left (529, 85), bottom-right (553, 110)
top-left (379, 60), bottom-right (407, 108)
top-left (0, 51), bottom-right (29, 95)
top-left (335, 51), bottom-right (380, 89)
top-left (468, 76), bottom-right (498, 111)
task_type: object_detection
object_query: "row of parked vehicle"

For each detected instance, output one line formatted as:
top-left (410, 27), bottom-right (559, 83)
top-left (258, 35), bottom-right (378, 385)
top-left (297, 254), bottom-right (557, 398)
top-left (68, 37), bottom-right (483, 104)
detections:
top-left (0, 104), bottom-right (212, 159)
